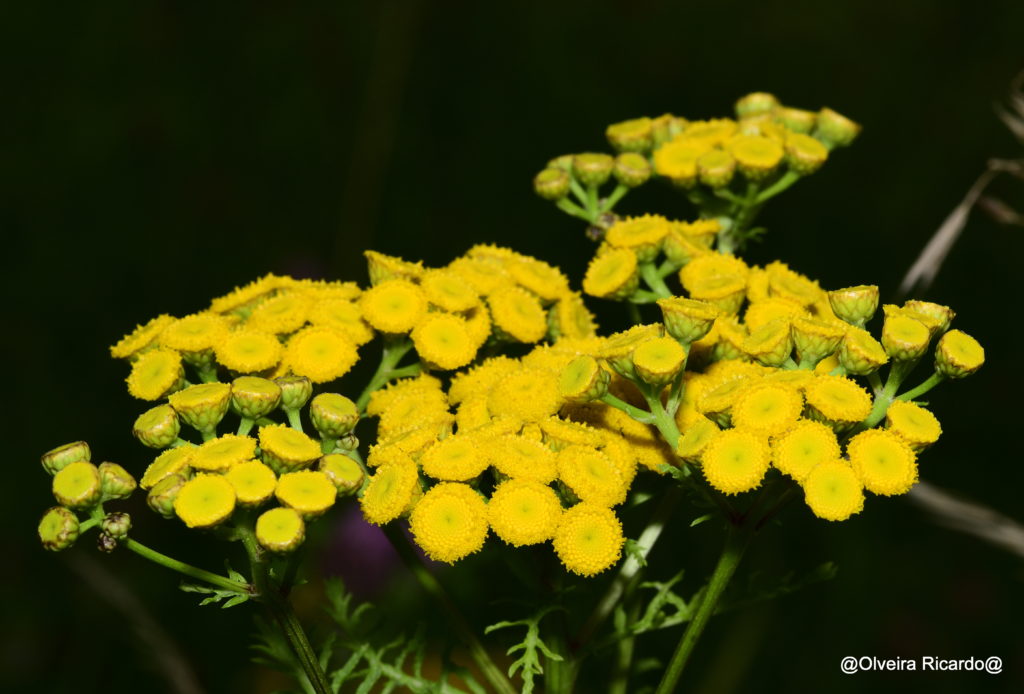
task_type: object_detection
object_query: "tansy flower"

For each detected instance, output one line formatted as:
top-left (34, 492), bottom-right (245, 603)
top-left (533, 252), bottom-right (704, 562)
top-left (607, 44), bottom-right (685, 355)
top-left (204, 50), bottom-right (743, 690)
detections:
top-left (455, 395), bottom-right (493, 432)
top-left (464, 304), bottom-right (492, 347)
top-left (697, 377), bottom-right (754, 426)
top-left (366, 373), bottom-right (444, 415)
top-left (653, 138), bottom-right (709, 184)
top-left (409, 483), bottom-right (489, 564)
top-left (488, 368), bottom-right (562, 423)
top-left (192, 434), bottom-right (257, 472)
top-left (168, 383), bottom-right (232, 433)
top-left (771, 419), bottom-right (840, 481)
top-left (419, 434), bottom-right (489, 481)
top-left (632, 336), bottom-right (687, 386)
top-left (885, 400), bottom-right (942, 450)
top-left (215, 329), bottom-right (283, 373)
top-left (802, 461), bottom-right (864, 521)
top-left (412, 313), bottom-right (478, 370)
top-left (488, 286), bottom-right (548, 342)
top-left (421, 269), bottom-right (480, 312)
top-left (540, 417), bottom-right (604, 450)
top-left (307, 299), bottom-right (375, 346)
top-left (448, 356), bottom-right (520, 405)
top-left (488, 479), bottom-right (563, 547)
top-left (258, 424), bottom-right (321, 473)
top-left (549, 293), bottom-right (597, 340)
top-left (291, 278), bottom-right (361, 302)
top-left (675, 417), bottom-right (720, 462)
top-left (127, 348), bottom-right (184, 401)
top-left (604, 215), bottom-right (670, 262)
top-left (935, 329), bottom-right (985, 378)
top-left (553, 503), bottom-right (624, 576)
top-left (731, 382), bottom-right (803, 436)
top-left (489, 435), bottom-right (558, 484)
top-left (508, 258), bottom-right (570, 302)
top-left (804, 375), bottom-right (872, 425)
top-left (359, 279), bottom-right (427, 334)
top-left (365, 250), bottom-right (424, 285)
top-left (743, 318), bottom-right (793, 367)
top-left (679, 253), bottom-right (749, 293)
top-left (246, 292), bottom-right (312, 334)
top-left (52, 462), bottom-right (102, 509)
top-left (447, 256), bottom-right (511, 296)
top-left (208, 274), bottom-right (292, 314)
top-left (173, 474), bottom-right (237, 528)
top-left (360, 460), bottom-right (421, 525)
top-left (378, 391), bottom-right (452, 439)
top-left (141, 445), bottom-right (195, 490)
top-left (582, 248), bottom-right (639, 299)
top-left (765, 261), bottom-right (824, 307)
top-left (275, 470), bottom-right (337, 518)
top-left (680, 118), bottom-right (738, 147)
top-left (160, 313), bottom-right (229, 353)
top-left (556, 445), bottom-right (627, 507)
top-left (285, 326), bottom-right (359, 383)
top-left (255, 507), bottom-right (305, 552)
top-left (847, 429), bottom-right (918, 496)
top-left (701, 429), bottom-right (771, 495)
top-left (110, 314), bottom-right (176, 359)
top-left (744, 298), bottom-right (806, 332)
top-left (729, 134), bottom-right (784, 180)
top-left (226, 460), bottom-right (277, 506)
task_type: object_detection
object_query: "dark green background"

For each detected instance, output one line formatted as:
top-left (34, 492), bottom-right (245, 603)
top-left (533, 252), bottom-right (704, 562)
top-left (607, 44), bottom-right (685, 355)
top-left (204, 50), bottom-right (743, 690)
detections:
top-left (4, 1), bottom-right (1023, 692)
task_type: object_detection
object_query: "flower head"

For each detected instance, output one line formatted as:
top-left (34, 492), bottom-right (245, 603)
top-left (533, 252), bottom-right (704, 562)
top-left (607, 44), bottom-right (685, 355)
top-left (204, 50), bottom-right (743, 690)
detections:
top-left (360, 460), bottom-right (421, 525)
top-left (802, 461), bottom-right (864, 521)
top-left (127, 348), bottom-right (184, 401)
top-left (488, 480), bottom-right (563, 547)
top-left (701, 429), bottom-right (771, 494)
top-left (847, 429), bottom-right (918, 496)
top-left (553, 503), bottom-right (624, 576)
top-left (275, 470), bottom-right (337, 518)
top-left (285, 326), bottom-right (359, 383)
top-left (409, 483), bottom-right (489, 563)
top-left (359, 279), bottom-right (427, 334)
top-left (412, 313), bottom-right (478, 370)
top-left (174, 474), bottom-right (236, 528)
top-left (771, 419), bottom-right (840, 481)
top-left (215, 330), bottom-right (283, 373)
top-left (256, 507), bottom-right (305, 552)
top-left (226, 460), bottom-right (277, 506)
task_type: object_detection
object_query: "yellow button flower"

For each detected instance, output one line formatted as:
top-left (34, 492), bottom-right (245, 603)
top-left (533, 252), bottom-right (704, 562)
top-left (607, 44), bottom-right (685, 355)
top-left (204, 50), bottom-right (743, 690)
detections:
top-left (275, 470), bottom-right (337, 518)
top-left (488, 479), bottom-right (563, 547)
top-left (256, 507), bottom-right (305, 552)
top-left (847, 429), bottom-right (918, 496)
top-left (173, 474), bottom-right (236, 528)
top-left (127, 348), bottom-right (184, 401)
top-left (553, 503), bottom-right (624, 577)
top-left (802, 461), bottom-right (864, 521)
top-left (226, 460), bottom-right (277, 506)
top-left (409, 482), bottom-right (489, 563)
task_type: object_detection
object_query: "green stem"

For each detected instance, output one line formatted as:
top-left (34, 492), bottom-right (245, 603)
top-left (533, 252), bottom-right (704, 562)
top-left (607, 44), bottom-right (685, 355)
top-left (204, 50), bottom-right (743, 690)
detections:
top-left (599, 393), bottom-right (656, 425)
top-left (640, 385), bottom-right (681, 448)
top-left (383, 525), bottom-right (516, 694)
top-left (600, 184), bottom-right (630, 214)
top-left (569, 176), bottom-right (590, 211)
top-left (586, 183), bottom-right (599, 219)
top-left (639, 262), bottom-right (673, 299)
top-left (753, 170), bottom-right (800, 204)
top-left (556, 197), bottom-right (593, 222)
top-left (285, 408), bottom-right (304, 433)
top-left (657, 259), bottom-right (682, 279)
top-left (653, 523), bottom-right (753, 694)
top-left (626, 302), bottom-right (643, 325)
top-left (237, 417), bottom-right (255, 437)
top-left (609, 600), bottom-right (641, 694)
top-left (123, 538), bottom-right (250, 594)
top-left (628, 289), bottom-right (665, 304)
top-left (897, 371), bottom-right (945, 402)
top-left (355, 339), bottom-right (416, 412)
top-left (858, 358), bottom-right (918, 431)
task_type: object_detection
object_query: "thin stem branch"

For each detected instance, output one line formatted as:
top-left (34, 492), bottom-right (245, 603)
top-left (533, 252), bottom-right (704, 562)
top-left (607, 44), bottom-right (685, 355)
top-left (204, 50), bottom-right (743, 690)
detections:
top-left (355, 339), bottom-right (416, 412)
top-left (600, 184), bottom-right (630, 214)
top-left (599, 393), bottom-right (656, 424)
top-left (639, 262), bottom-right (673, 299)
top-left (123, 538), bottom-right (250, 594)
top-left (897, 371), bottom-right (946, 402)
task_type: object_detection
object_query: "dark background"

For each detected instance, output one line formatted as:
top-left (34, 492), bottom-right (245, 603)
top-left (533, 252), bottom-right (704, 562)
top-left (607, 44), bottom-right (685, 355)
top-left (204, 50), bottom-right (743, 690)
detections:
top-left (4, 1), bottom-right (1024, 692)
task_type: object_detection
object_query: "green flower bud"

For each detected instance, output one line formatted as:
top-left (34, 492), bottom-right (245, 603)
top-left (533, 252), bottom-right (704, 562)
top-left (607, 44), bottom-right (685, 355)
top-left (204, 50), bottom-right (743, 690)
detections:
top-left (52, 462), bottom-right (102, 510)
top-left (181, 347), bottom-right (216, 370)
top-left (310, 393), bottom-right (359, 438)
top-left (902, 300), bottom-right (955, 334)
top-left (559, 355), bottom-right (610, 403)
top-left (735, 92), bottom-right (780, 119)
top-left (97, 532), bottom-right (118, 553)
top-left (230, 376), bottom-right (282, 420)
top-left (133, 405), bottom-right (181, 449)
top-left (813, 107), bottom-right (861, 149)
top-left (776, 107), bottom-right (817, 134)
top-left (828, 285), bottom-right (879, 327)
top-left (697, 149), bottom-right (736, 188)
top-left (881, 310), bottom-right (931, 361)
top-left (791, 317), bottom-right (846, 367)
top-left (657, 297), bottom-right (720, 345)
top-left (318, 453), bottom-right (364, 496)
top-left (613, 153), bottom-right (651, 187)
top-left (838, 329), bottom-right (889, 376)
top-left (935, 330), bottom-right (984, 379)
top-left (651, 113), bottom-right (687, 148)
top-left (598, 325), bottom-right (663, 380)
top-left (534, 167), bottom-right (571, 200)
top-left (169, 382), bottom-right (232, 435)
top-left (547, 154), bottom-right (573, 171)
top-left (573, 153), bottom-right (614, 187)
top-left (101, 512), bottom-right (132, 540)
top-left (99, 462), bottom-right (137, 501)
top-left (41, 441), bottom-right (91, 476)
top-left (275, 376), bottom-right (313, 412)
top-left (605, 117), bottom-right (654, 153)
top-left (633, 336), bottom-right (687, 386)
top-left (38, 506), bottom-right (79, 551)
top-left (784, 134), bottom-right (829, 175)
top-left (662, 230), bottom-right (708, 266)
top-left (147, 473), bottom-right (188, 519)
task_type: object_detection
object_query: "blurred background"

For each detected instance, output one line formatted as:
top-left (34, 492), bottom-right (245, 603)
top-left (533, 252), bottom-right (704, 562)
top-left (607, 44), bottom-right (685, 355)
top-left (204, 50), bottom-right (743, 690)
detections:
top-left (4, 1), bottom-right (1024, 692)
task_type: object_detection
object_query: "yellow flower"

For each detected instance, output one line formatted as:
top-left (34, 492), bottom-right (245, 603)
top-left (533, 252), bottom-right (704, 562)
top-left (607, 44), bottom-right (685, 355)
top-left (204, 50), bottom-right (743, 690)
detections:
top-left (675, 417), bottom-right (720, 462)
top-left (411, 313), bottom-right (478, 370)
top-left (802, 461), bottom-right (864, 521)
top-left (540, 416), bottom-right (604, 450)
top-left (52, 461), bottom-right (102, 509)
top-left (447, 256), bottom-right (512, 296)
top-left (553, 503), bottom-right (624, 576)
top-left (168, 383), bottom-right (232, 433)
top-left (731, 382), bottom-right (803, 436)
top-left (508, 258), bottom-right (570, 302)
top-left (366, 372), bottom-right (444, 415)
top-left (742, 318), bottom-right (794, 367)
top-left (488, 286), bottom-right (548, 342)
top-left (307, 299), bottom-right (375, 346)
top-left (110, 315), bottom-right (175, 359)
top-left (701, 429), bottom-right (771, 494)
top-left (582, 248), bottom-right (639, 299)
top-left (359, 279), bottom-right (427, 334)
top-left (215, 329), bottom-right (283, 373)
top-left (881, 311), bottom-right (931, 361)
top-left (365, 250), bottom-right (424, 285)
top-left (885, 400), bottom-right (942, 450)
top-left (360, 460), bottom-right (421, 525)
top-left (246, 292), bottom-right (312, 334)
top-left (421, 269), bottom-right (481, 312)
top-left (409, 483), bottom-right (489, 563)
top-left (160, 313), bottom-right (230, 353)
top-left (318, 453), bottom-right (364, 494)
top-left (729, 134), bottom-right (784, 179)
top-left (192, 434), bottom-right (257, 472)
top-left (935, 329), bottom-right (985, 378)
top-left (847, 429), bottom-right (918, 496)
top-left (744, 298), bottom-right (806, 332)
top-left (488, 479), bottom-right (563, 547)
top-left (689, 275), bottom-right (747, 315)
top-left (285, 326), bottom-right (359, 383)
top-left (448, 356), bottom-right (520, 405)
top-left (489, 435), bottom-right (558, 483)
top-left (275, 470), bottom-right (337, 518)
top-left (126, 348), bottom-right (184, 401)
top-left (488, 367), bottom-right (563, 423)
top-left (771, 419), bottom-right (840, 481)
top-left (173, 474), bottom-right (236, 528)
top-left (654, 138), bottom-right (709, 184)
top-left (208, 274), bottom-right (292, 314)
top-left (226, 460), bottom-right (278, 506)
top-left (377, 390), bottom-right (452, 439)
top-left (420, 434), bottom-right (489, 481)
top-left (550, 292), bottom-right (598, 340)
top-left (632, 336), bottom-right (687, 386)
top-left (255, 507), bottom-right (305, 552)
top-left (680, 119), bottom-right (738, 147)
top-left (141, 445), bottom-right (195, 490)
top-left (258, 424), bottom-right (322, 473)
top-left (557, 445), bottom-right (627, 507)
top-left (604, 215), bottom-right (671, 262)
top-left (679, 254), bottom-right (749, 294)
top-left (805, 375), bottom-right (872, 425)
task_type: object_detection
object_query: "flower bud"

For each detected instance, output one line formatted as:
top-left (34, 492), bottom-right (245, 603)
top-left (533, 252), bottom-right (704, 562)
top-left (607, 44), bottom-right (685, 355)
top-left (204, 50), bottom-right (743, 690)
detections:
top-left (41, 441), bottom-right (91, 476)
top-left (169, 382), bottom-right (232, 435)
top-left (606, 117), bottom-right (654, 152)
top-left (174, 474), bottom-right (237, 528)
top-left (935, 330), bottom-right (984, 379)
top-left (274, 375), bottom-right (313, 412)
top-left (599, 325), bottom-right (663, 380)
top-left (38, 507), bottom-right (79, 551)
top-left (255, 507), bottom-right (306, 553)
top-left (365, 250), bottom-right (425, 285)
top-left (881, 311), bottom-right (931, 361)
top-left (729, 135), bottom-right (784, 181)
top-left (230, 376), bottom-right (282, 420)
top-left (53, 462), bottom-right (102, 510)
top-left (133, 405), bottom-right (181, 449)
top-left (533, 167), bottom-right (571, 200)
top-left (573, 153), bottom-right (614, 187)
top-left (776, 107), bottom-right (817, 134)
top-left (101, 512), bottom-right (132, 540)
top-left (613, 153), bottom-right (651, 187)
top-left (838, 329), bottom-right (889, 375)
top-left (657, 297), bottom-right (719, 344)
top-left (147, 473), bottom-right (188, 519)
top-left (310, 393), bottom-right (359, 438)
top-left (688, 276), bottom-right (747, 315)
top-left (547, 154), bottom-right (573, 171)
top-left (697, 149), bottom-right (736, 188)
top-left (650, 113), bottom-right (687, 148)
top-left (633, 336), bottom-right (687, 386)
top-left (259, 424), bottom-right (322, 474)
top-left (743, 318), bottom-right (793, 367)
top-left (791, 317), bottom-right (846, 367)
top-left (319, 453), bottom-right (365, 496)
top-left (735, 92), bottom-right (780, 119)
top-left (97, 532), bottom-right (119, 553)
top-left (559, 355), bottom-right (610, 403)
top-left (902, 300), bottom-right (955, 334)
top-left (814, 107), bottom-right (861, 149)
top-left (828, 285), bottom-right (879, 327)
top-left (99, 462), bottom-right (137, 501)
top-left (662, 230), bottom-right (708, 266)
top-left (582, 248), bottom-right (639, 300)
top-left (784, 134), bottom-right (829, 175)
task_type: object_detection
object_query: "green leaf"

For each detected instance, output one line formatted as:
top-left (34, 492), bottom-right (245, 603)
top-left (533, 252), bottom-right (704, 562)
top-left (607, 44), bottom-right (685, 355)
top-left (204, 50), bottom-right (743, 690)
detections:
top-left (690, 513), bottom-right (713, 528)
top-left (485, 606), bottom-right (564, 694)
top-left (623, 539), bottom-right (648, 568)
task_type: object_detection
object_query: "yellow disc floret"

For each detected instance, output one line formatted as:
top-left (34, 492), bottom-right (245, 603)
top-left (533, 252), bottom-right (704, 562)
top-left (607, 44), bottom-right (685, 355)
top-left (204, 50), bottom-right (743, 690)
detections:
top-left (161, 313), bottom-right (229, 353)
top-left (731, 382), bottom-right (803, 436)
top-left (412, 313), bottom-right (478, 370)
top-left (885, 400), bottom-right (942, 450)
top-left (192, 434), bottom-right (258, 472)
top-left (141, 445), bottom-right (195, 489)
top-left (556, 445), bottom-right (628, 507)
top-left (275, 470), bottom-right (337, 518)
top-left (420, 434), bottom-right (489, 481)
top-left (847, 429), bottom-right (918, 496)
top-left (488, 286), bottom-right (548, 342)
top-left (771, 419), bottom-right (840, 481)
top-left (285, 326), bottom-right (359, 383)
top-left (173, 474), bottom-right (237, 528)
top-left (359, 279), bottom-right (427, 334)
top-left (110, 314), bottom-right (175, 359)
top-left (583, 248), bottom-right (639, 299)
top-left (488, 368), bottom-right (562, 423)
top-left (246, 292), bottom-right (312, 334)
top-left (488, 479), bottom-right (563, 547)
top-left (553, 503), bottom-right (624, 577)
top-left (802, 461), bottom-right (864, 521)
top-left (258, 424), bottom-right (322, 473)
top-left (126, 348), bottom-right (184, 401)
top-left (215, 329), bottom-right (283, 373)
top-left (360, 460), bottom-right (421, 525)
top-left (701, 429), bottom-right (771, 494)
top-left (409, 483), bottom-right (489, 564)
top-left (489, 435), bottom-right (558, 483)
top-left (804, 375), bottom-right (872, 425)
top-left (255, 507), bottom-right (305, 552)
top-left (226, 460), bottom-right (278, 506)
top-left (421, 269), bottom-right (480, 312)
